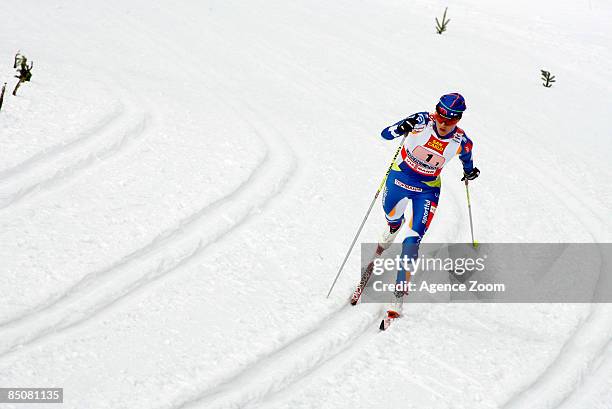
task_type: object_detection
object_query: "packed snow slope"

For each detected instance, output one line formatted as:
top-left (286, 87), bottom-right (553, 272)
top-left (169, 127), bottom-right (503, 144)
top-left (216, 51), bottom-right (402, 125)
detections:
top-left (1, 0), bottom-right (611, 408)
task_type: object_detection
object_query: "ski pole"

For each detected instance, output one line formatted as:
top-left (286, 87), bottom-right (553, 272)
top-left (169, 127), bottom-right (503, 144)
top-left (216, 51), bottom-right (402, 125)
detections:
top-left (326, 134), bottom-right (408, 298)
top-left (464, 178), bottom-right (477, 248)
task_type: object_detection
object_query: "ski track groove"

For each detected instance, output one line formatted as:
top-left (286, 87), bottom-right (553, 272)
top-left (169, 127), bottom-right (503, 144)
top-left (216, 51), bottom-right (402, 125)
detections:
top-left (169, 304), bottom-right (382, 409)
top-left (499, 123), bottom-right (612, 409)
top-left (0, 98), bottom-right (123, 182)
top-left (0, 74), bottom-right (150, 211)
top-left (0, 81), bottom-right (297, 364)
top-left (0, 8), bottom-right (299, 384)
top-left (0, 112), bottom-right (150, 210)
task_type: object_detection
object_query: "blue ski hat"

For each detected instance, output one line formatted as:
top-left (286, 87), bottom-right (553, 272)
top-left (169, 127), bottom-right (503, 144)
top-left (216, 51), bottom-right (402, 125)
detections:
top-left (436, 93), bottom-right (466, 120)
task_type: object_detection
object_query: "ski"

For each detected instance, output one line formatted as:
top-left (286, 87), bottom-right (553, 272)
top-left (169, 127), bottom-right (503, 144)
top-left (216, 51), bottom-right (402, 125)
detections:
top-left (350, 244), bottom-right (384, 305)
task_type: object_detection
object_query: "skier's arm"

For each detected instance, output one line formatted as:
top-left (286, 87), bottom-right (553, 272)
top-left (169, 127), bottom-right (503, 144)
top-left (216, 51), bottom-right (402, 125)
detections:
top-left (458, 134), bottom-right (480, 180)
top-left (458, 135), bottom-right (474, 172)
top-left (381, 112), bottom-right (428, 140)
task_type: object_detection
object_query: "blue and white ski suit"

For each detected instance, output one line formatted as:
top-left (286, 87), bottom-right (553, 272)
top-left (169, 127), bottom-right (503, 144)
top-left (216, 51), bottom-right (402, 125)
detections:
top-left (380, 112), bottom-right (475, 281)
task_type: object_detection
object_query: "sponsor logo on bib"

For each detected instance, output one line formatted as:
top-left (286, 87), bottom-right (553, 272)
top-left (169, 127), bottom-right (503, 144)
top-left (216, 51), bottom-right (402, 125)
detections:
top-left (424, 135), bottom-right (449, 154)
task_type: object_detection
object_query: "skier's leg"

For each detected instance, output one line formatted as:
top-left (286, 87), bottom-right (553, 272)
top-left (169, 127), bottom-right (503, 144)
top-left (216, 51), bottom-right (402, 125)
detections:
top-left (397, 191), bottom-right (440, 285)
top-left (388, 190), bottom-right (440, 317)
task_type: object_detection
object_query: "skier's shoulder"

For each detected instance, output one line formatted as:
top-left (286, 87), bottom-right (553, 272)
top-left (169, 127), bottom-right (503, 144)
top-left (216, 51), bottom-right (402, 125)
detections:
top-left (453, 126), bottom-right (465, 137)
top-left (454, 126), bottom-right (471, 142)
top-left (454, 127), bottom-right (474, 152)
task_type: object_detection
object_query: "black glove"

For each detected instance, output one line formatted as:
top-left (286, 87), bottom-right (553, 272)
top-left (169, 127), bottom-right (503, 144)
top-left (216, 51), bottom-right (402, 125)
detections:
top-left (461, 167), bottom-right (480, 181)
top-left (397, 116), bottom-right (419, 135)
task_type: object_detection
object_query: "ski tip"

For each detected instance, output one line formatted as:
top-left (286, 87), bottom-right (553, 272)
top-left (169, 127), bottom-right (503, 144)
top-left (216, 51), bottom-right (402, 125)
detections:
top-left (387, 310), bottom-right (400, 319)
top-left (349, 288), bottom-right (362, 306)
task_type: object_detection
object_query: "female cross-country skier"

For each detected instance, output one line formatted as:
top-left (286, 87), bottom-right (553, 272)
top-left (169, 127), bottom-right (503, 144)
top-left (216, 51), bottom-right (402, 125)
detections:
top-left (354, 93), bottom-right (480, 327)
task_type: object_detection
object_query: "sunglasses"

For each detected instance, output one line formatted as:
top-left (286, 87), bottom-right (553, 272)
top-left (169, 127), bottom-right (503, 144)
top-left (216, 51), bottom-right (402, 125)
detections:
top-left (433, 113), bottom-right (460, 126)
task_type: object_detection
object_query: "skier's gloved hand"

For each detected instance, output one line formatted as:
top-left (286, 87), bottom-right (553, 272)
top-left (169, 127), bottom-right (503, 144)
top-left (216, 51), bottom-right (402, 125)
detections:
top-left (461, 167), bottom-right (480, 181)
top-left (397, 117), bottom-right (419, 135)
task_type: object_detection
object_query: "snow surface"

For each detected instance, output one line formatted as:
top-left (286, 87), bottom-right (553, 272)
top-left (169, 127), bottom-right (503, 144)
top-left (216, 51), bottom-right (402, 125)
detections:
top-left (0, 0), bottom-right (611, 408)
